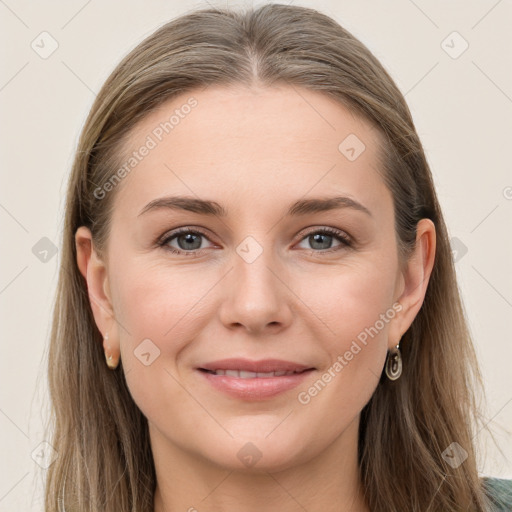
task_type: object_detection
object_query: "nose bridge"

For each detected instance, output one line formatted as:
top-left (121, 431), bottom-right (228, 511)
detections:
top-left (219, 231), bottom-right (292, 332)
top-left (233, 232), bottom-right (280, 301)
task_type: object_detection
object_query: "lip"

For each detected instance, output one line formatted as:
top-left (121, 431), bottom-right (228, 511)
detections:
top-left (196, 358), bottom-right (315, 400)
top-left (198, 358), bottom-right (314, 373)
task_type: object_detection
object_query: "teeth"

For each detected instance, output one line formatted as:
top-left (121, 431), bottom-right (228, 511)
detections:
top-left (211, 369), bottom-right (300, 378)
top-left (239, 370), bottom-right (256, 379)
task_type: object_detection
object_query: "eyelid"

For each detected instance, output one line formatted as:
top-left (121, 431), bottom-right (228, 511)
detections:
top-left (157, 226), bottom-right (211, 243)
top-left (296, 225), bottom-right (352, 244)
top-left (157, 226), bottom-right (216, 250)
top-left (294, 226), bottom-right (353, 254)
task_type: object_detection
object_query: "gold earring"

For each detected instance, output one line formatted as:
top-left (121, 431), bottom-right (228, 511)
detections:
top-left (104, 332), bottom-right (119, 370)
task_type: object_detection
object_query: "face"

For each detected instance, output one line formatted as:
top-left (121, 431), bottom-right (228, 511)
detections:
top-left (86, 84), bottom-right (422, 472)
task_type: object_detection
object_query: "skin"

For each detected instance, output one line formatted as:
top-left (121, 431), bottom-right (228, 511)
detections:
top-left (76, 84), bottom-right (435, 512)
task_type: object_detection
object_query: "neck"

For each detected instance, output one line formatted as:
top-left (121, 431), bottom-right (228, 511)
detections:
top-left (152, 415), bottom-right (369, 512)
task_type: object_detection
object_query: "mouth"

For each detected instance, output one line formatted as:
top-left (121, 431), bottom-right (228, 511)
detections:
top-left (196, 358), bottom-right (316, 400)
top-left (197, 357), bottom-right (315, 374)
top-left (198, 368), bottom-right (313, 378)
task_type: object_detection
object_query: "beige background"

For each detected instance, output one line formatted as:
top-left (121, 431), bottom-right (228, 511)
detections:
top-left (1, 0), bottom-right (511, 510)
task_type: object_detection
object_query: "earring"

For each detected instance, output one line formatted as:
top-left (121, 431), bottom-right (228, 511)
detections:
top-left (385, 342), bottom-right (402, 381)
top-left (104, 332), bottom-right (119, 370)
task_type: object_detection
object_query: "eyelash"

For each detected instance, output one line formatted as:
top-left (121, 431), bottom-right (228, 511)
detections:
top-left (157, 226), bottom-right (353, 257)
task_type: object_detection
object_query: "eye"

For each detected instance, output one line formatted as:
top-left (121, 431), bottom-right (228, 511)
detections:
top-left (158, 228), bottom-right (214, 256)
top-left (158, 226), bottom-right (352, 257)
top-left (295, 227), bottom-right (352, 254)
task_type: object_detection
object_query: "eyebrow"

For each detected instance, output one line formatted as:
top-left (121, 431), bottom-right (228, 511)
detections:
top-left (138, 195), bottom-right (372, 218)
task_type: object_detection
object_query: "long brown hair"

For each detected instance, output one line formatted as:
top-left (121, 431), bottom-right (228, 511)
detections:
top-left (44, 4), bottom-right (497, 510)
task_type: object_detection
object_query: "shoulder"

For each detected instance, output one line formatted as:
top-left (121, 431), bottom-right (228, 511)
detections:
top-left (481, 476), bottom-right (512, 511)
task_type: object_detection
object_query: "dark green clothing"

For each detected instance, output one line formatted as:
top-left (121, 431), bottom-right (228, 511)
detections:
top-left (482, 477), bottom-right (512, 511)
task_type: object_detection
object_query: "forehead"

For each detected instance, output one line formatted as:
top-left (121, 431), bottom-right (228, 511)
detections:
top-left (112, 84), bottom-right (390, 218)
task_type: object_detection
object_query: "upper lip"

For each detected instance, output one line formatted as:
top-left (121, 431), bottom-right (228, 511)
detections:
top-left (198, 358), bottom-right (314, 373)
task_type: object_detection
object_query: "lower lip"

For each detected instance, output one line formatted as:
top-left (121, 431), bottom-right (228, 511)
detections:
top-left (197, 369), bottom-right (315, 400)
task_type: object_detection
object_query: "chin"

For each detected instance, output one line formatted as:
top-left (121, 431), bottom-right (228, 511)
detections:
top-left (197, 431), bottom-right (319, 474)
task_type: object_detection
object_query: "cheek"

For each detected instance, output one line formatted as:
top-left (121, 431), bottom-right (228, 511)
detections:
top-left (295, 260), bottom-right (396, 406)
top-left (299, 255), bottom-right (397, 349)
top-left (109, 259), bottom-right (230, 418)
top-left (112, 260), bottom-right (217, 346)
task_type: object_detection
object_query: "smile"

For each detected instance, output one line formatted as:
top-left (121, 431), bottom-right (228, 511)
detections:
top-left (200, 368), bottom-right (309, 378)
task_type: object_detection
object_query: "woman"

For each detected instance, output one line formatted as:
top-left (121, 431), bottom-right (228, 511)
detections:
top-left (44, 3), bottom-right (512, 511)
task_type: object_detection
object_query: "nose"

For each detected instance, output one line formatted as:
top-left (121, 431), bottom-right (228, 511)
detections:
top-left (218, 243), bottom-right (293, 335)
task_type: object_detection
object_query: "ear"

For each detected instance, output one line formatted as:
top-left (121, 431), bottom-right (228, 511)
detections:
top-left (388, 218), bottom-right (436, 349)
top-left (75, 226), bottom-right (120, 366)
